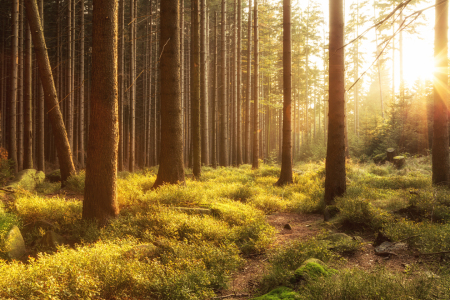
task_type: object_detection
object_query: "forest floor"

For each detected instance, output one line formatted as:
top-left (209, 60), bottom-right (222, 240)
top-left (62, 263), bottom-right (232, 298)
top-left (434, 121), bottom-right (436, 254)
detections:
top-left (1, 157), bottom-right (450, 299)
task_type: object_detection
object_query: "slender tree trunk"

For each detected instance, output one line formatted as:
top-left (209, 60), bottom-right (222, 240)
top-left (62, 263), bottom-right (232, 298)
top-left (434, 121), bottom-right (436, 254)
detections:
top-left (277, 0), bottom-right (293, 185)
top-left (245, 0), bottom-right (252, 164)
top-left (200, 0), bottom-right (209, 166)
top-left (220, 0), bottom-right (228, 167)
top-left (191, 0), bottom-right (201, 177)
top-left (153, 0), bottom-right (185, 188)
top-left (24, 0), bottom-right (76, 182)
top-left (252, 0), bottom-right (259, 169)
top-left (324, 0), bottom-right (346, 207)
top-left (129, 0), bottom-right (136, 172)
top-left (231, 0), bottom-right (238, 166)
top-left (212, 12), bottom-right (218, 168)
top-left (118, 0), bottom-right (124, 171)
top-left (23, 14), bottom-right (33, 169)
top-left (433, 0), bottom-right (450, 185)
top-left (236, 0), bottom-right (243, 165)
top-left (179, 0), bottom-right (184, 166)
top-left (17, 0), bottom-right (24, 171)
top-left (79, 0), bottom-right (85, 168)
top-left (10, 0), bottom-right (19, 173)
top-left (83, 0), bottom-right (119, 223)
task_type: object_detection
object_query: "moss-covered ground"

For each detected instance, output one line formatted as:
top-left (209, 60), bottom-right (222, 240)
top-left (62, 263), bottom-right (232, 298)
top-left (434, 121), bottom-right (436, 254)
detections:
top-left (0, 157), bottom-right (449, 299)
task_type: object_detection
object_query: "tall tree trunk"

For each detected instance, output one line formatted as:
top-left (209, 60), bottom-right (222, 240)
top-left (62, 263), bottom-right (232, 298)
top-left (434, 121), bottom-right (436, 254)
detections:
top-left (433, 0), bottom-right (450, 185)
top-left (129, 0), bottom-right (136, 172)
top-left (245, 0), bottom-right (252, 164)
top-left (68, 0), bottom-right (73, 152)
top-left (252, 0), bottom-right (259, 170)
top-left (200, 0), bottom-right (209, 166)
top-left (231, 0), bottom-right (238, 166)
top-left (191, 0), bottom-right (201, 177)
top-left (23, 14), bottom-right (33, 169)
top-left (24, 0), bottom-right (76, 182)
top-left (219, 0), bottom-right (228, 167)
top-left (118, 0), bottom-right (124, 171)
top-left (236, 0), bottom-right (242, 165)
top-left (212, 12), bottom-right (218, 168)
top-left (277, 0), bottom-right (293, 186)
top-left (79, 0), bottom-right (85, 168)
top-left (324, 0), bottom-right (346, 207)
top-left (18, 0), bottom-right (24, 171)
top-left (179, 0), bottom-right (184, 166)
top-left (83, 0), bottom-right (119, 223)
top-left (10, 0), bottom-right (19, 173)
top-left (153, 0), bottom-right (185, 188)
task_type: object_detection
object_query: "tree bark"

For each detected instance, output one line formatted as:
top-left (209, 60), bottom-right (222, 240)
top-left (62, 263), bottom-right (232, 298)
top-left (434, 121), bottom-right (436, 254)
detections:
top-left (236, 0), bottom-right (242, 166)
top-left (191, 0), bottom-right (201, 177)
top-left (118, 0), bottom-right (124, 171)
top-left (200, 0), bottom-right (209, 166)
top-left (24, 0), bottom-right (76, 182)
top-left (83, 0), bottom-right (120, 223)
top-left (212, 12), bottom-right (218, 168)
top-left (433, 0), bottom-right (450, 185)
top-left (79, 0), bottom-right (85, 168)
top-left (10, 0), bottom-right (19, 173)
top-left (245, 0), bottom-right (252, 164)
top-left (220, 0), bottom-right (228, 167)
top-left (129, 0), bottom-right (136, 172)
top-left (276, 0), bottom-right (293, 186)
top-left (252, 0), bottom-right (259, 170)
top-left (23, 15), bottom-right (33, 169)
top-left (324, 0), bottom-right (346, 207)
top-left (153, 0), bottom-right (185, 188)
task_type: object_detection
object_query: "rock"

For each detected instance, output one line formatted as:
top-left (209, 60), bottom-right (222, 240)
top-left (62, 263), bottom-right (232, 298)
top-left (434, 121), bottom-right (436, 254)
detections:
top-left (123, 244), bottom-right (159, 260)
top-left (292, 258), bottom-right (337, 282)
top-left (4, 226), bottom-right (26, 260)
top-left (251, 287), bottom-right (301, 300)
top-left (323, 205), bottom-right (340, 221)
top-left (171, 207), bottom-right (212, 216)
top-left (4, 169), bottom-right (45, 191)
top-left (373, 231), bottom-right (392, 247)
top-left (46, 169), bottom-right (61, 183)
top-left (283, 223), bottom-right (292, 230)
top-left (374, 241), bottom-right (407, 256)
top-left (37, 231), bottom-right (67, 250)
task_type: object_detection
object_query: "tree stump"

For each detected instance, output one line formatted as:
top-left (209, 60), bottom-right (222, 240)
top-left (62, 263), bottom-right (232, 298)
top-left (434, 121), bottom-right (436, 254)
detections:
top-left (393, 156), bottom-right (405, 169)
top-left (387, 148), bottom-right (395, 162)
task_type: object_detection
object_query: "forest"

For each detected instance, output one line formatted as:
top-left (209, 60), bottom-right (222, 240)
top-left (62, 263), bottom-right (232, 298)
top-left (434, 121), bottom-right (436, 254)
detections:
top-left (1, 0), bottom-right (450, 299)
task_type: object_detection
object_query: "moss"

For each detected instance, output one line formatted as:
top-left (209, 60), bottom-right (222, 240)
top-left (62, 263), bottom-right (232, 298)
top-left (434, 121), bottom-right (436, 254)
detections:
top-left (252, 287), bottom-right (301, 300)
top-left (293, 258), bottom-right (337, 281)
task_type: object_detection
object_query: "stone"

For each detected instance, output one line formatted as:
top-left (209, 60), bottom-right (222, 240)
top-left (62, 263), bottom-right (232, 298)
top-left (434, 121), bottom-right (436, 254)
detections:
top-left (37, 231), bottom-right (67, 250)
top-left (292, 258), bottom-right (337, 282)
top-left (4, 226), bottom-right (26, 260)
top-left (374, 241), bottom-right (407, 256)
top-left (283, 223), bottom-right (292, 230)
top-left (5, 169), bottom-right (45, 191)
top-left (373, 231), bottom-right (392, 247)
top-left (46, 169), bottom-right (61, 183)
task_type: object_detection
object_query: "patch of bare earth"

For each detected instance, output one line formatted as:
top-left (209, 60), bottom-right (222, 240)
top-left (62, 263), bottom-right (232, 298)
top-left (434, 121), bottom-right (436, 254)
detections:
top-left (214, 212), bottom-right (322, 299)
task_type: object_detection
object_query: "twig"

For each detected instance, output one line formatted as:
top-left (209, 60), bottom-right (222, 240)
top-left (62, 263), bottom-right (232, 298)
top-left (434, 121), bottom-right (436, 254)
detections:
top-left (159, 38), bottom-right (171, 61)
top-left (213, 293), bottom-right (249, 300)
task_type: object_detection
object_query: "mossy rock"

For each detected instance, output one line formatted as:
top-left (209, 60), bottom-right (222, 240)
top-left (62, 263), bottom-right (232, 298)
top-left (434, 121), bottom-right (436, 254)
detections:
top-left (46, 169), bottom-right (61, 183)
top-left (251, 287), bottom-right (301, 300)
top-left (4, 169), bottom-right (45, 191)
top-left (293, 258), bottom-right (337, 282)
top-left (4, 226), bottom-right (26, 260)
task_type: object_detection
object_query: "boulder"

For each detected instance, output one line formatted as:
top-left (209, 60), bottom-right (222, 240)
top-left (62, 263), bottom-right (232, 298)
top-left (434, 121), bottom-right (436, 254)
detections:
top-left (4, 226), bottom-right (26, 260)
top-left (5, 169), bottom-right (45, 191)
top-left (292, 258), bottom-right (337, 282)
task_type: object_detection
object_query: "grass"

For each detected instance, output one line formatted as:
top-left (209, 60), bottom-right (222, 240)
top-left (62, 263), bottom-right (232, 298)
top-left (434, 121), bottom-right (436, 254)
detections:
top-left (1, 157), bottom-right (450, 299)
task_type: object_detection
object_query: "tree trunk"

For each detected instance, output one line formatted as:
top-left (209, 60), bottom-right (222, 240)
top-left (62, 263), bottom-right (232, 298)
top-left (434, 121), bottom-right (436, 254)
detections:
top-left (129, 0), bottom-right (136, 172)
top-left (252, 0), bottom-right (259, 170)
top-left (219, 0), bottom-right (228, 167)
top-left (68, 0), bottom-right (73, 153)
top-left (245, 0), bottom-right (252, 164)
top-left (324, 0), bottom-right (346, 207)
top-left (24, 0), bottom-right (76, 182)
top-left (153, 0), bottom-right (185, 188)
top-left (433, 0), bottom-right (450, 185)
top-left (79, 0), bottom-right (85, 168)
top-left (10, 0), bottom-right (19, 173)
top-left (18, 0), bottom-right (24, 171)
top-left (236, 0), bottom-right (242, 165)
top-left (212, 12), bottom-right (218, 168)
top-left (200, 0), bottom-right (209, 167)
top-left (23, 15), bottom-right (33, 169)
top-left (118, 0), bottom-right (124, 171)
top-left (83, 0), bottom-right (120, 223)
top-left (276, 0), bottom-right (293, 186)
top-left (191, 0), bottom-right (201, 177)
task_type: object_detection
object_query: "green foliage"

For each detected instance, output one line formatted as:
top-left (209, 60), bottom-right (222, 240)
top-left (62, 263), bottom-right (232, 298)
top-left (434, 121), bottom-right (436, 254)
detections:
top-left (0, 204), bottom-right (21, 259)
top-left (252, 287), bottom-right (301, 300)
top-left (65, 171), bottom-right (86, 194)
top-left (293, 260), bottom-right (337, 282)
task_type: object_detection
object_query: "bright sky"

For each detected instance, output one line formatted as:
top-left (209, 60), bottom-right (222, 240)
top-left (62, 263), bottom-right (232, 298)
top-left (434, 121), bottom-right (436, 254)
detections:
top-left (290, 0), bottom-right (436, 91)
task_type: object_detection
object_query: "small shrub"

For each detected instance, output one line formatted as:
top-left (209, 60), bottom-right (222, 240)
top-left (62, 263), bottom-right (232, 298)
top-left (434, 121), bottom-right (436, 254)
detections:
top-left (65, 171), bottom-right (86, 194)
top-left (336, 197), bottom-right (392, 230)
